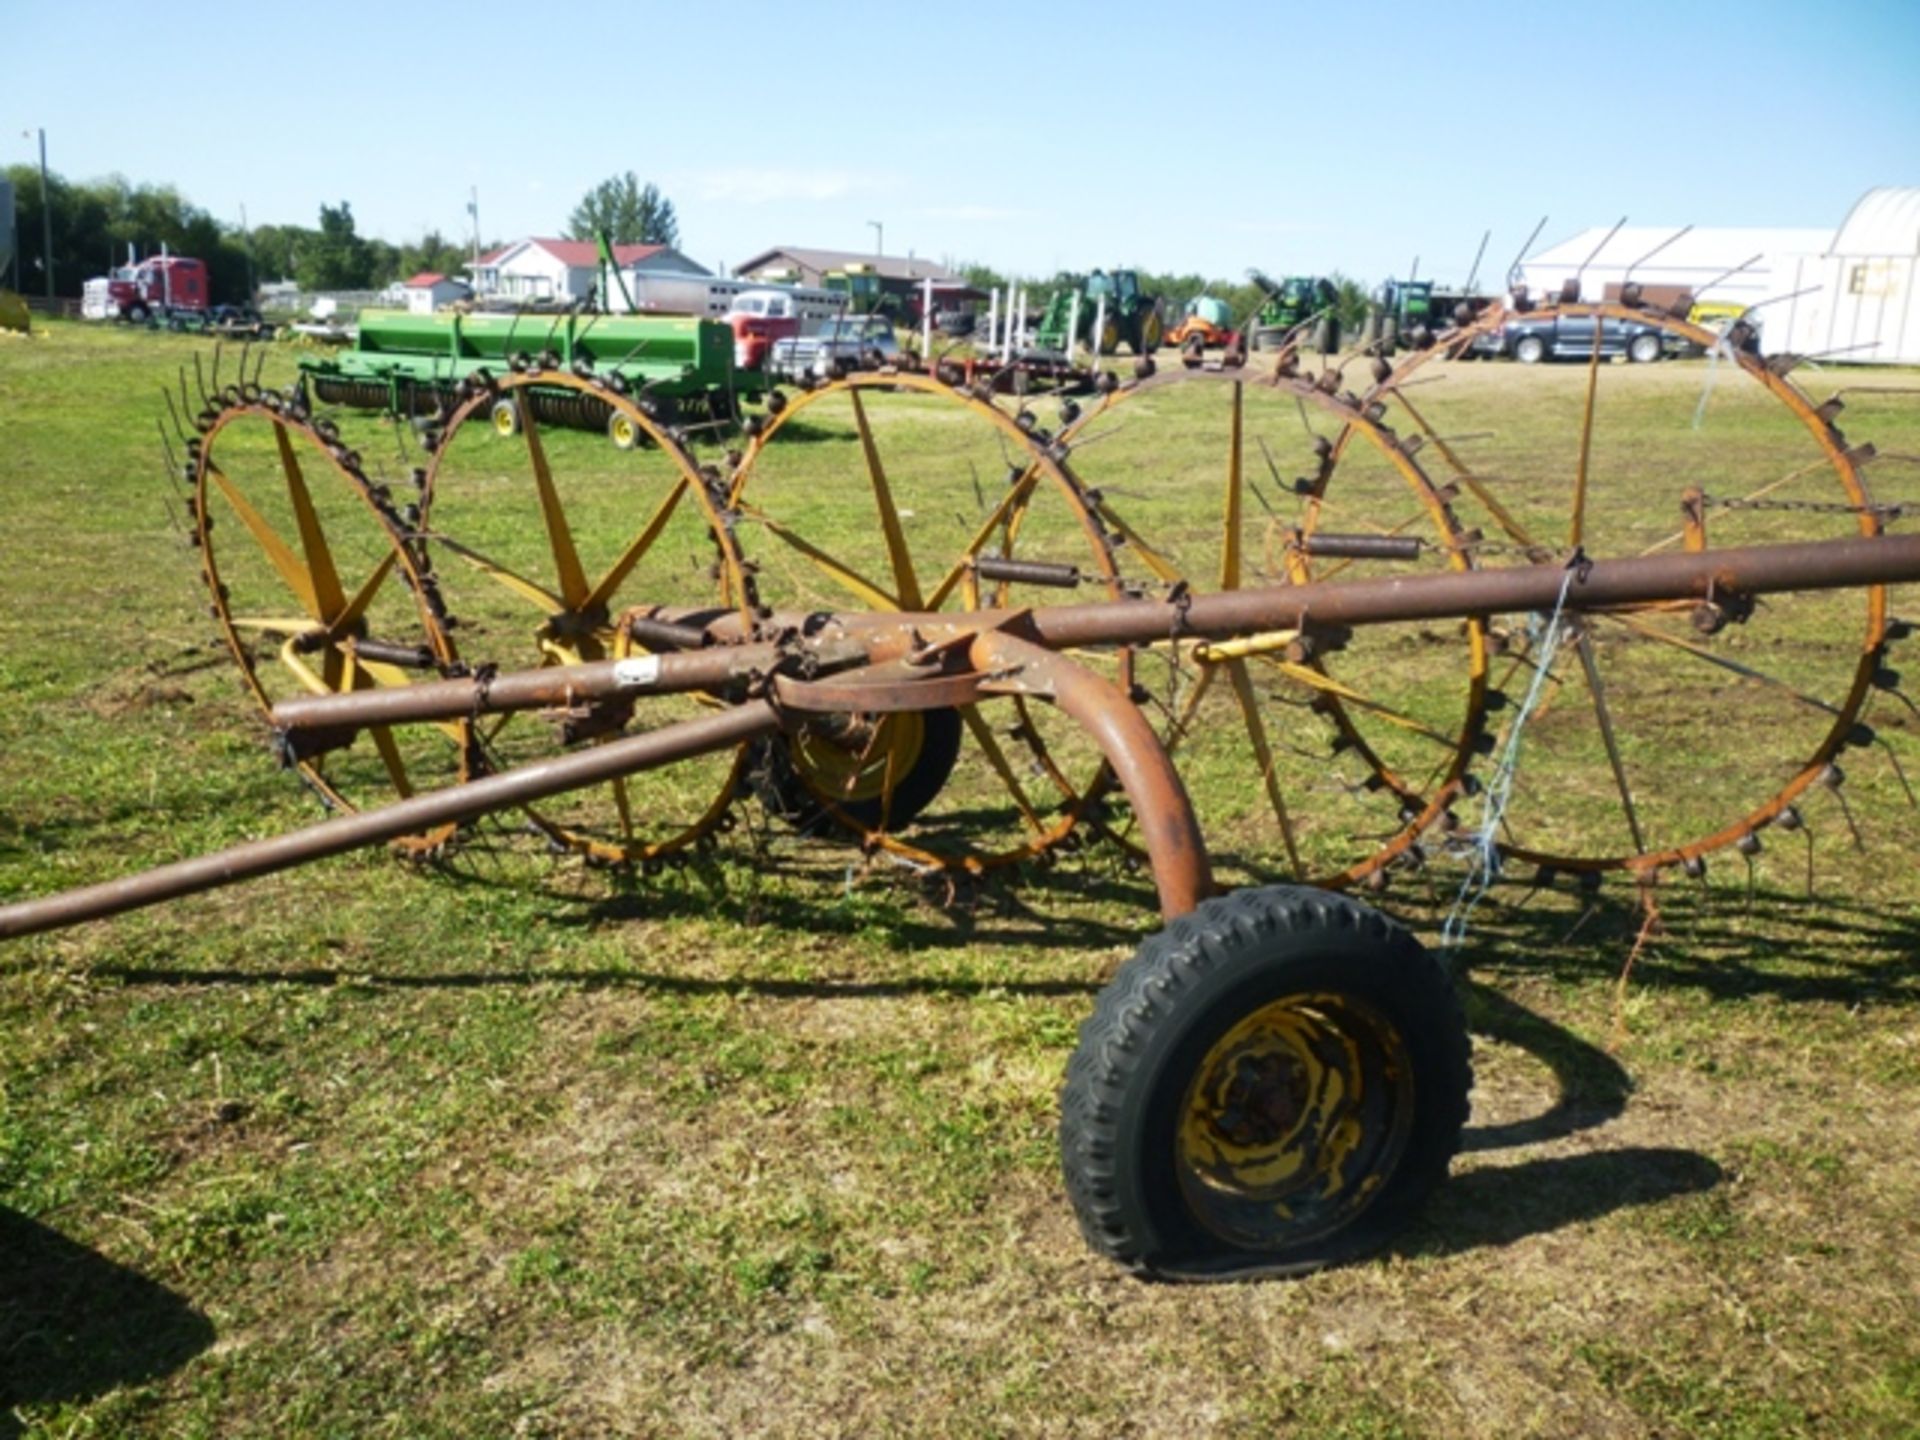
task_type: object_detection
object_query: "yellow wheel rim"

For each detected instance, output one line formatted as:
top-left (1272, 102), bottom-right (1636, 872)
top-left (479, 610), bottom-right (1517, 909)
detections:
top-left (792, 712), bottom-right (928, 807)
top-left (1176, 991), bottom-right (1413, 1250)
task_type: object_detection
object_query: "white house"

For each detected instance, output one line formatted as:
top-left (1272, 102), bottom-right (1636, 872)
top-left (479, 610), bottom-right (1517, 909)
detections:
top-left (467, 237), bottom-right (710, 305)
top-left (401, 272), bottom-right (472, 313)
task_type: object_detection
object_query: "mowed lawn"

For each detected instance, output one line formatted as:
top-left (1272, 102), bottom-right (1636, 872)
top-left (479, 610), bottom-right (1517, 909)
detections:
top-left (3, 319), bottom-right (1920, 1438)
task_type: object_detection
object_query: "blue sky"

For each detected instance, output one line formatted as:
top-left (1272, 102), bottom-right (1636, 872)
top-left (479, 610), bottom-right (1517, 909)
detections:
top-left (11, 0), bottom-right (1917, 284)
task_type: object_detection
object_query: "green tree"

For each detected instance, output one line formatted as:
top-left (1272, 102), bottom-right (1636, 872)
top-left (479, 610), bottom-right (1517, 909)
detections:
top-left (399, 229), bottom-right (470, 280)
top-left (565, 172), bottom-right (679, 248)
top-left (297, 202), bottom-right (375, 290)
top-left (6, 164), bottom-right (256, 302)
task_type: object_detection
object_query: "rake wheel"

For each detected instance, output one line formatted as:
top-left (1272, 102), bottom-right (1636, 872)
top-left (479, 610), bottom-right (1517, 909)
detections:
top-left (1352, 297), bottom-right (1892, 877)
top-left (728, 370), bottom-right (1135, 873)
top-left (196, 396), bottom-right (468, 852)
top-left (418, 367), bottom-right (755, 865)
top-left (1055, 361), bottom-right (1490, 890)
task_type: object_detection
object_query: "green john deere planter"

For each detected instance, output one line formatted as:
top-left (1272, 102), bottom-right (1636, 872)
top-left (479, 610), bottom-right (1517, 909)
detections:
top-left (298, 308), bottom-right (756, 435)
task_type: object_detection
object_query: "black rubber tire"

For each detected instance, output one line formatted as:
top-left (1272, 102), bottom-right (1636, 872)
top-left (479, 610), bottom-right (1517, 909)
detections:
top-left (1628, 331), bottom-right (1662, 364)
top-left (1311, 318), bottom-right (1334, 354)
top-left (1250, 325), bottom-right (1286, 353)
top-left (755, 707), bottom-right (963, 834)
top-left (1380, 315), bottom-right (1400, 353)
top-left (1059, 884), bottom-right (1470, 1281)
top-left (1513, 334), bottom-right (1547, 365)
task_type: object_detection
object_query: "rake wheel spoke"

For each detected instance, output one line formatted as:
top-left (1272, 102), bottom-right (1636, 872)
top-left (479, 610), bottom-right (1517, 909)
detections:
top-left (850, 390), bottom-right (924, 610)
top-left (1221, 657), bottom-right (1303, 877)
top-left (586, 477), bottom-right (691, 613)
top-left (520, 402), bottom-right (591, 608)
top-left (275, 422), bottom-right (347, 619)
top-left (207, 463), bottom-right (320, 618)
top-left (1572, 628), bottom-right (1646, 855)
top-left (959, 704), bottom-right (1046, 833)
top-left (747, 508), bottom-right (902, 612)
top-left (928, 469), bottom-right (1042, 610)
top-left (435, 534), bottom-right (566, 615)
top-left (1597, 611), bottom-right (1842, 716)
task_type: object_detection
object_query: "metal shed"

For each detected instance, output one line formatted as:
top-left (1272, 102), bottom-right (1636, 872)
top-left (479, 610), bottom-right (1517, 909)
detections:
top-left (1769, 188), bottom-right (1920, 365)
top-left (1517, 225), bottom-right (1831, 309)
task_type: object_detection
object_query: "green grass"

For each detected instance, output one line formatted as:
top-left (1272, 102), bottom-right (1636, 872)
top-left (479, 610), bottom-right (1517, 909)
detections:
top-left (3, 319), bottom-right (1920, 1436)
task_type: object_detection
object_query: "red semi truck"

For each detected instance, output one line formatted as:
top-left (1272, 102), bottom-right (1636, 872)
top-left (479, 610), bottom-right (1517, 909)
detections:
top-left (82, 253), bottom-right (210, 322)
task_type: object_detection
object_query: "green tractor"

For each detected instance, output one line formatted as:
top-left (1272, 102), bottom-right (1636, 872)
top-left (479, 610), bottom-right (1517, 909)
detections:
top-left (1247, 271), bottom-right (1340, 353)
top-left (824, 263), bottom-right (897, 320)
top-left (1032, 269), bottom-right (1164, 355)
top-left (1366, 278), bottom-right (1491, 352)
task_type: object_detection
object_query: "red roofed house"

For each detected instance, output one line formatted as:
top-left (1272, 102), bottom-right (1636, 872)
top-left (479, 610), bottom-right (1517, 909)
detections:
top-left (466, 237), bottom-right (710, 305)
top-left (402, 271), bottom-right (473, 314)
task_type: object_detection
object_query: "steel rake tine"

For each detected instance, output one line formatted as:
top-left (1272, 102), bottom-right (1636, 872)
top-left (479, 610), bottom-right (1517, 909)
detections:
top-left (161, 386), bottom-right (192, 448)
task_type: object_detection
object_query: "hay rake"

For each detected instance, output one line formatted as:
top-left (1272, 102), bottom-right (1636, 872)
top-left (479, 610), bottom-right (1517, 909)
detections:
top-left (5, 317), bottom-right (1920, 1281)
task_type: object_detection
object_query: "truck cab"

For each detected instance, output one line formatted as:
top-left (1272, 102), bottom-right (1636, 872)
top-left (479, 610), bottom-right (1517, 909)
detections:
top-left (81, 255), bottom-right (210, 323)
top-left (728, 289), bottom-right (805, 371)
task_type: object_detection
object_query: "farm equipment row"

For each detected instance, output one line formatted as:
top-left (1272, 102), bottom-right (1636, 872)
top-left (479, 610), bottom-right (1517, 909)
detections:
top-left (5, 286), bottom-right (1916, 1282)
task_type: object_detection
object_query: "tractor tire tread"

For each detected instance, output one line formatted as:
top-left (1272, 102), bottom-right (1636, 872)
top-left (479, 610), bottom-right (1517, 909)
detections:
top-left (1058, 884), bottom-right (1470, 1281)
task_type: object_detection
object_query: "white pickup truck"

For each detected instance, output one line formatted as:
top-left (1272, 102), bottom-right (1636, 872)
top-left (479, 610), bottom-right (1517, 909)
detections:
top-left (766, 315), bottom-right (901, 381)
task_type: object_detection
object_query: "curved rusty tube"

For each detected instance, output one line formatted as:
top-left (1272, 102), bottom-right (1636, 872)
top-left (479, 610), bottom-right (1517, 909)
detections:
top-left (968, 629), bottom-right (1212, 920)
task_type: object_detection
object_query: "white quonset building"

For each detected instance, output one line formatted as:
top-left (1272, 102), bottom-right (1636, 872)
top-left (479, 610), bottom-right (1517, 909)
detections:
top-left (1518, 188), bottom-right (1920, 364)
top-left (1517, 225), bottom-right (1830, 310)
top-left (1769, 189), bottom-right (1920, 366)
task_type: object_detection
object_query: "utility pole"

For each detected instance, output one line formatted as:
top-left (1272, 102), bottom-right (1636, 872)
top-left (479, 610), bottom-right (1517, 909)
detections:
top-left (239, 203), bottom-right (255, 299)
top-left (468, 186), bottom-right (480, 269)
top-left (25, 128), bottom-right (51, 300)
top-left (868, 220), bottom-right (882, 258)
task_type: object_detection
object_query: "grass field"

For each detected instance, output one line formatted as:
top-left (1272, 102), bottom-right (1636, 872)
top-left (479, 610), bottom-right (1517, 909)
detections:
top-left (3, 319), bottom-right (1920, 1438)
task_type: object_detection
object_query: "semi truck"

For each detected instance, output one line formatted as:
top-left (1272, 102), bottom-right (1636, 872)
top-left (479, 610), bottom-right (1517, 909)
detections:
top-left (82, 253), bottom-right (210, 323)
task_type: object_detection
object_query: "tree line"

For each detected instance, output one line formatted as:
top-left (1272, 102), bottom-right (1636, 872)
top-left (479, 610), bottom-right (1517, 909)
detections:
top-left (4, 160), bottom-right (1368, 327)
top-left (3, 166), bottom-right (488, 302)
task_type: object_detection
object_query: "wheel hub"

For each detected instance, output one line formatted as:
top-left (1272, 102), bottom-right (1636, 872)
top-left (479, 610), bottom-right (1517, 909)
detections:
top-left (1209, 1050), bottom-right (1308, 1148)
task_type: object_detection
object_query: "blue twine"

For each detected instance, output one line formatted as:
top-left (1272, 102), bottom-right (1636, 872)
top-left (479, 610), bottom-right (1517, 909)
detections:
top-left (1441, 560), bottom-right (1582, 949)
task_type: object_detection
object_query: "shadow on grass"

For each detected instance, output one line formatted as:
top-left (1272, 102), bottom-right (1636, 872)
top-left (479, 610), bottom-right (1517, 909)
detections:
top-left (419, 830), bottom-right (1157, 955)
top-left (1412, 880), bottom-right (1920, 1008)
top-left (0, 1207), bottom-right (213, 1438)
top-left (1460, 980), bottom-right (1633, 1153)
top-left (1401, 1148), bottom-right (1724, 1262)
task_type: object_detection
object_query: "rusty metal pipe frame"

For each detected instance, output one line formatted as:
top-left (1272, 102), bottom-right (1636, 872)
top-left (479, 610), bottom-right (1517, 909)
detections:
top-left (0, 702), bottom-right (782, 941)
top-left (272, 532), bottom-right (1920, 737)
top-left (14, 531), bottom-right (1920, 942)
top-left (1017, 532), bottom-right (1920, 650)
